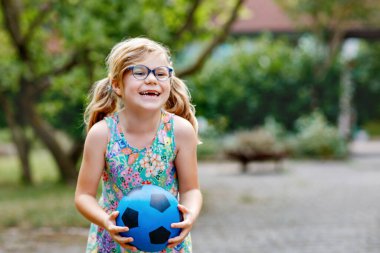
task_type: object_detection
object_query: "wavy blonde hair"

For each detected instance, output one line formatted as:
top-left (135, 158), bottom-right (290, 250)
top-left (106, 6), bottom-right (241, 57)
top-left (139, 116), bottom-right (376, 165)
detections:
top-left (84, 37), bottom-right (198, 134)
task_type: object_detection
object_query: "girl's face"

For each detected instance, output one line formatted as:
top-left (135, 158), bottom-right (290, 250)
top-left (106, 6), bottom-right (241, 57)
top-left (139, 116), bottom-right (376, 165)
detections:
top-left (119, 52), bottom-right (171, 112)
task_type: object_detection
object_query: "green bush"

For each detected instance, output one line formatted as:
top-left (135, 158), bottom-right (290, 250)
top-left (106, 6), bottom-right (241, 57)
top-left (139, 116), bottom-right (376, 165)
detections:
top-left (352, 41), bottom-right (380, 128)
top-left (224, 128), bottom-right (286, 158)
top-left (216, 111), bottom-right (349, 165)
top-left (363, 120), bottom-right (380, 137)
top-left (189, 35), bottom-right (342, 131)
top-left (291, 111), bottom-right (348, 159)
top-left (197, 135), bottom-right (223, 161)
top-left (223, 120), bottom-right (289, 172)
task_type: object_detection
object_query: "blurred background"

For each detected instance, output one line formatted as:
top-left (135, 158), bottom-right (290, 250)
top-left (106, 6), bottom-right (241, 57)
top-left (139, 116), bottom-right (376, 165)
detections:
top-left (1, 0), bottom-right (380, 252)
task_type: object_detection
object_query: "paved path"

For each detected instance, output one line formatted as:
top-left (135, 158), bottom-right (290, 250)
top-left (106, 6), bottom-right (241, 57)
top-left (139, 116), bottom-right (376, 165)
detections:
top-left (193, 158), bottom-right (380, 253)
top-left (1, 141), bottom-right (380, 253)
top-left (192, 141), bottom-right (380, 253)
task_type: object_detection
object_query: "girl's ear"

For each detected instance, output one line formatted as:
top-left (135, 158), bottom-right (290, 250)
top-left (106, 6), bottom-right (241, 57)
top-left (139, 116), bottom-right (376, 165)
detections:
top-left (112, 79), bottom-right (122, 97)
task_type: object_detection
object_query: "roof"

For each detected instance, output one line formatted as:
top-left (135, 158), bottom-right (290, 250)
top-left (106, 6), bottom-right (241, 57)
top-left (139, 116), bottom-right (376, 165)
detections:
top-left (231, 0), bottom-right (380, 39)
top-left (232, 0), bottom-right (296, 34)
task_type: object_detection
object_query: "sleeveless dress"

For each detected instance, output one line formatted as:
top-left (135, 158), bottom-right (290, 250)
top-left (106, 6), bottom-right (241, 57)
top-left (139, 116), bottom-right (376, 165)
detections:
top-left (86, 111), bottom-right (192, 253)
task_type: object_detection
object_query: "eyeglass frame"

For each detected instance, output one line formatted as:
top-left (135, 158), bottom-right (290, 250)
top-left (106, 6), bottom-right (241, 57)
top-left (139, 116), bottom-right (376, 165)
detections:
top-left (126, 64), bottom-right (174, 81)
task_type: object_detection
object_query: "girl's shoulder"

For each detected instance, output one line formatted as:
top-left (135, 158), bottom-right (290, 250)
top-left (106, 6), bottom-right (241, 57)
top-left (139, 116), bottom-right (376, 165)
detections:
top-left (85, 120), bottom-right (109, 147)
top-left (172, 115), bottom-right (193, 130)
top-left (172, 115), bottom-right (197, 146)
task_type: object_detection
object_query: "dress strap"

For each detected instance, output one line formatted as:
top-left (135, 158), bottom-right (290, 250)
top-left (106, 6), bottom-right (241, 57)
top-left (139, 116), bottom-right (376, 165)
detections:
top-left (104, 113), bottom-right (119, 142)
top-left (159, 111), bottom-right (176, 153)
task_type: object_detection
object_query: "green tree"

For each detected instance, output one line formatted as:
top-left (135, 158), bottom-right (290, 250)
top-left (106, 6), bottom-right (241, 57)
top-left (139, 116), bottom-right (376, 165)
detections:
top-left (0, 0), bottom-right (244, 184)
top-left (276, 0), bottom-right (380, 138)
top-left (190, 36), bottom-right (341, 131)
top-left (352, 41), bottom-right (380, 130)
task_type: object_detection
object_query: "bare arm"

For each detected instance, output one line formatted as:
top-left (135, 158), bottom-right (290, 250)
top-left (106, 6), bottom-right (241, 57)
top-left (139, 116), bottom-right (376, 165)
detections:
top-left (168, 116), bottom-right (203, 248)
top-left (74, 120), bottom-right (136, 250)
top-left (75, 120), bottom-right (108, 226)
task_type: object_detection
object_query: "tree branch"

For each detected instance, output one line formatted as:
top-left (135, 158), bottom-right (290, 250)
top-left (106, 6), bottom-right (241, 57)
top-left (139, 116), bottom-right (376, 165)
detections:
top-left (176, 0), bottom-right (245, 77)
top-left (23, 2), bottom-right (53, 45)
top-left (0, 0), bottom-right (22, 44)
top-left (0, 0), bottom-right (29, 60)
top-left (33, 51), bottom-right (83, 95)
top-left (25, 104), bottom-right (77, 183)
top-left (174, 0), bottom-right (202, 39)
top-left (0, 90), bottom-right (33, 184)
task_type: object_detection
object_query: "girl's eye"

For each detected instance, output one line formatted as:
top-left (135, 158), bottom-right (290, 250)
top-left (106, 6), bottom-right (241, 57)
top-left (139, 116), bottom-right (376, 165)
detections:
top-left (155, 69), bottom-right (169, 77)
top-left (135, 72), bottom-right (145, 76)
top-left (157, 72), bottom-right (167, 77)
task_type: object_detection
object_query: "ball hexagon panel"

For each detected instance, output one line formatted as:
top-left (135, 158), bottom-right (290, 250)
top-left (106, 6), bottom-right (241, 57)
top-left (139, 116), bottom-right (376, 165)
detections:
top-left (149, 226), bottom-right (171, 244)
top-left (150, 193), bottom-right (170, 212)
top-left (122, 207), bottom-right (139, 229)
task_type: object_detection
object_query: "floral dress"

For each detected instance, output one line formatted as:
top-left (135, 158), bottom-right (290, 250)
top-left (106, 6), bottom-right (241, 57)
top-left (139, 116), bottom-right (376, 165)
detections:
top-left (86, 111), bottom-right (192, 253)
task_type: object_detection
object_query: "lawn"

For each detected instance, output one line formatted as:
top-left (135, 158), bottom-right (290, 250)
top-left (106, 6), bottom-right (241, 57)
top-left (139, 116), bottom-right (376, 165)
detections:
top-left (0, 149), bottom-right (89, 229)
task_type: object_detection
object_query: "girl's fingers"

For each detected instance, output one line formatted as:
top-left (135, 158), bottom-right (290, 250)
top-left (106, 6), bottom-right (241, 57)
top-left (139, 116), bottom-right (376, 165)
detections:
top-left (168, 235), bottom-right (181, 245)
top-left (167, 239), bottom-right (180, 249)
top-left (109, 225), bottom-right (129, 233)
top-left (171, 205), bottom-right (193, 229)
top-left (178, 204), bottom-right (194, 223)
top-left (167, 236), bottom-right (183, 249)
top-left (105, 211), bottom-right (119, 230)
top-left (112, 234), bottom-right (137, 251)
top-left (168, 205), bottom-right (195, 248)
top-left (114, 235), bottom-right (134, 244)
top-left (123, 244), bottom-right (138, 251)
top-left (168, 228), bottom-right (189, 244)
top-left (119, 240), bottom-right (137, 251)
top-left (177, 204), bottom-right (189, 214)
top-left (171, 219), bottom-right (190, 229)
top-left (167, 227), bottom-right (191, 249)
top-left (110, 211), bottom-right (119, 219)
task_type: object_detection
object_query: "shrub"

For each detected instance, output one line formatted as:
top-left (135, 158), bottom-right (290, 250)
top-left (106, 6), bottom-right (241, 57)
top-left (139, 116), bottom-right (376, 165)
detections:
top-left (189, 36), bottom-right (342, 132)
top-left (197, 134), bottom-right (224, 160)
top-left (197, 121), bottom-right (224, 160)
top-left (223, 124), bottom-right (288, 173)
top-left (363, 120), bottom-right (380, 137)
top-left (291, 111), bottom-right (348, 159)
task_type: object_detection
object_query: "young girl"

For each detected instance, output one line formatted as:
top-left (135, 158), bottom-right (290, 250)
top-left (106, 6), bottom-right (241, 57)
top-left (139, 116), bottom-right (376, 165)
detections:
top-left (75, 37), bottom-right (202, 253)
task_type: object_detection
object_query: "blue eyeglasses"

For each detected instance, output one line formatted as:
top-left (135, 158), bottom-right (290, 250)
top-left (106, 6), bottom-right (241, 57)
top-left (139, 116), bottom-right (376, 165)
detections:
top-left (126, 65), bottom-right (173, 81)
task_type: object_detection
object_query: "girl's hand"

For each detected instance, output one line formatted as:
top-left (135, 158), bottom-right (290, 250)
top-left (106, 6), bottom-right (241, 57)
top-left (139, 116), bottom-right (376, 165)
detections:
top-left (104, 211), bottom-right (137, 251)
top-left (167, 204), bottom-right (194, 249)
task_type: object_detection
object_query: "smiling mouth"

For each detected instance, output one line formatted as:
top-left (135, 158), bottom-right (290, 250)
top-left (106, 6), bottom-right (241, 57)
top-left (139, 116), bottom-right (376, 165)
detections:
top-left (139, 91), bottom-right (160, 97)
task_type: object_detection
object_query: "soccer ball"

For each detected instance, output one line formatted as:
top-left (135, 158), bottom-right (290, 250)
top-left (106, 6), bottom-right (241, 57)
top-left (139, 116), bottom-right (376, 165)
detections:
top-left (116, 185), bottom-right (182, 252)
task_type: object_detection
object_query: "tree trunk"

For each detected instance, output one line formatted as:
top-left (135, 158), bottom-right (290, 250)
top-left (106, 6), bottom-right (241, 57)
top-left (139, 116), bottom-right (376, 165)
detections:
top-left (0, 96), bottom-right (33, 184)
top-left (70, 140), bottom-right (84, 167)
top-left (338, 64), bottom-right (354, 140)
top-left (240, 159), bottom-right (249, 174)
top-left (25, 105), bottom-right (78, 184)
top-left (13, 127), bottom-right (32, 184)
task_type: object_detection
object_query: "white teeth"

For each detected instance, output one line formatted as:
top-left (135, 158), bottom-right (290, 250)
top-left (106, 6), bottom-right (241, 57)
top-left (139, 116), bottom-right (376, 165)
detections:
top-left (140, 91), bottom-right (160, 96)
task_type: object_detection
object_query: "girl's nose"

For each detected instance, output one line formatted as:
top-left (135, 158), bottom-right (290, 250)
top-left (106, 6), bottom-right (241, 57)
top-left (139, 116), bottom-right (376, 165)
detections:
top-left (145, 72), bottom-right (158, 84)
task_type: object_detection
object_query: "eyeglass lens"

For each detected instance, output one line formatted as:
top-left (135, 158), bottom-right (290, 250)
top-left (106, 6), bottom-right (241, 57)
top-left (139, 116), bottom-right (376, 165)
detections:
top-left (132, 65), bottom-right (171, 81)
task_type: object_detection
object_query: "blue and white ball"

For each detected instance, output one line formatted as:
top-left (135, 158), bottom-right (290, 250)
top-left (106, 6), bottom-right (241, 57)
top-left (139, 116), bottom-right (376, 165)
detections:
top-left (116, 185), bottom-right (182, 252)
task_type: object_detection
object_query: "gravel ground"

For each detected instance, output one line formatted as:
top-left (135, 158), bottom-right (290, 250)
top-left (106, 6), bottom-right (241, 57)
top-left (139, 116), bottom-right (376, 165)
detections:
top-left (1, 141), bottom-right (380, 253)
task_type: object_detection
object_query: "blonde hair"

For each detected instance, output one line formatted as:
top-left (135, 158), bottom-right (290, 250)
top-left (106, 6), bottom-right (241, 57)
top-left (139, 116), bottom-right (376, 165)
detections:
top-left (84, 37), bottom-right (198, 134)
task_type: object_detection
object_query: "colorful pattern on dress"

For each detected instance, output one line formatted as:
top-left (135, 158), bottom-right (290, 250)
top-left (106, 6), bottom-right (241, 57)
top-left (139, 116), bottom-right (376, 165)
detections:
top-left (86, 111), bottom-right (192, 253)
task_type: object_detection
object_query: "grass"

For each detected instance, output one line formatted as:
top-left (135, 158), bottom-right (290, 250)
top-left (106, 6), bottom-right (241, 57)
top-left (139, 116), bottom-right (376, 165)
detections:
top-left (0, 149), bottom-right (60, 184)
top-left (0, 184), bottom-right (89, 229)
top-left (0, 148), bottom-right (89, 229)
